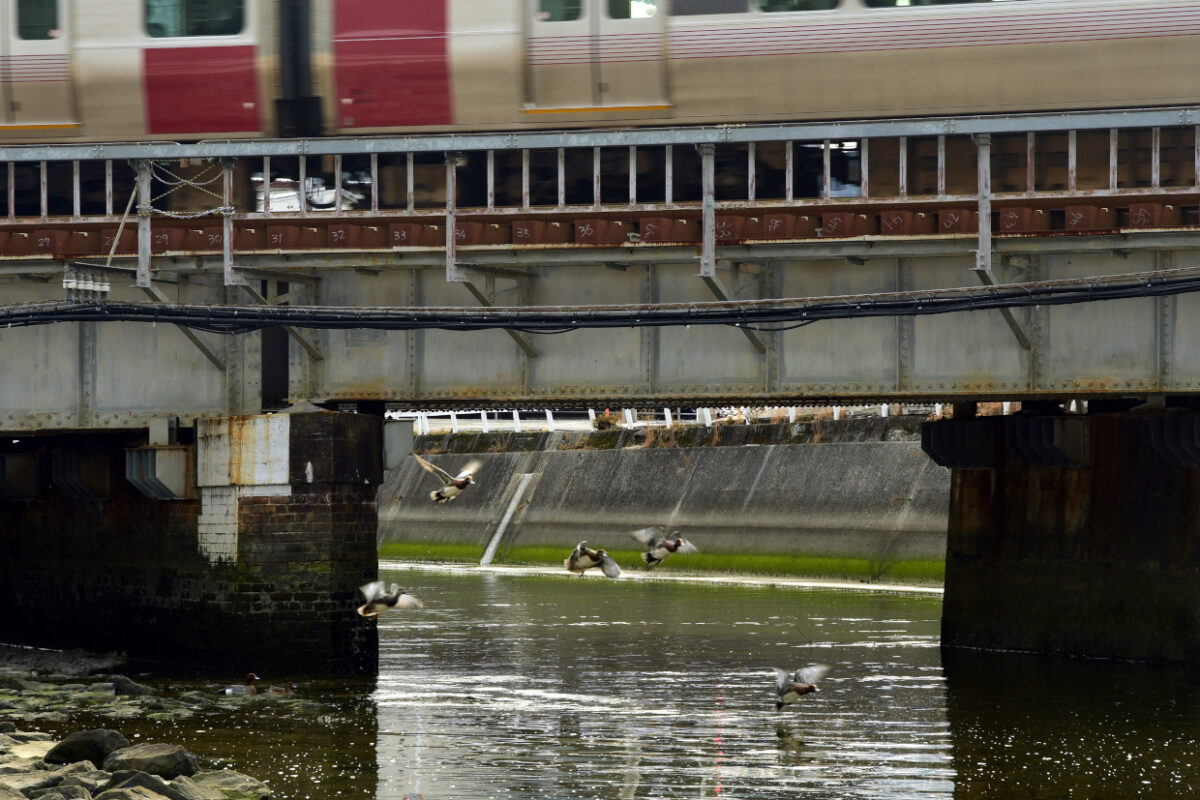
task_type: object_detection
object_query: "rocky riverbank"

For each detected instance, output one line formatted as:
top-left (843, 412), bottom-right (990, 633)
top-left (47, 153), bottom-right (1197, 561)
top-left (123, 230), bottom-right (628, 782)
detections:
top-left (0, 726), bottom-right (269, 800)
top-left (0, 647), bottom-right (293, 800)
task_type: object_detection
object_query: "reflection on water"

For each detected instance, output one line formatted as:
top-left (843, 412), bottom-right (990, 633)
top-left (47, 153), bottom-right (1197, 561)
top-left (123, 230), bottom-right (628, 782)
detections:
top-left (375, 569), bottom-right (950, 800)
top-left (945, 650), bottom-right (1200, 799)
top-left (24, 567), bottom-right (1200, 799)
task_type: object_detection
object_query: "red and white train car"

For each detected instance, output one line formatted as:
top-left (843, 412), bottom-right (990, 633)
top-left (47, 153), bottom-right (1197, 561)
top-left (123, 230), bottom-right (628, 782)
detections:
top-left (4, 0), bottom-right (1200, 143)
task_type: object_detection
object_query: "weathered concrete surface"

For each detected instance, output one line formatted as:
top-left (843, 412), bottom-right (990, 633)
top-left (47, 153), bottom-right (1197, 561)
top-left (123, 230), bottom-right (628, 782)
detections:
top-left (938, 412), bottom-right (1200, 662)
top-left (379, 418), bottom-right (950, 563)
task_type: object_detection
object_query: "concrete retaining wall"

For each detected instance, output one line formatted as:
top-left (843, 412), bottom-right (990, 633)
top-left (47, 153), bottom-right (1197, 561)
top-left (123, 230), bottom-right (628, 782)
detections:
top-left (379, 418), bottom-right (951, 563)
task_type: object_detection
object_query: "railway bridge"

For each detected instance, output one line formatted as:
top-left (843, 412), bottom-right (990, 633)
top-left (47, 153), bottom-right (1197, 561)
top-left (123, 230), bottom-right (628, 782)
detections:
top-left (2, 108), bottom-right (1200, 671)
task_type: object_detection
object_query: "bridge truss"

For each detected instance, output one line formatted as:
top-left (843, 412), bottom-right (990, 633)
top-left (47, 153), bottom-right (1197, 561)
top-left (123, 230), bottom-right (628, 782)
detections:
top-left (2, 107), bottom-right (1200, 430)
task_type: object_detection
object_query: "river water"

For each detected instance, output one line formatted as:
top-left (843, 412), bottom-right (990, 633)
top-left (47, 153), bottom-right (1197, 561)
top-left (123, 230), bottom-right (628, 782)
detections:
top-left (29, 565), bottom-right (1200, 799)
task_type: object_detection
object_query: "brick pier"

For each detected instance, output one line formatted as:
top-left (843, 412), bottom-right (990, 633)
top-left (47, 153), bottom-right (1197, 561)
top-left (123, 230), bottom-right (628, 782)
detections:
top-left (0, 410), bottom-right (381, 675)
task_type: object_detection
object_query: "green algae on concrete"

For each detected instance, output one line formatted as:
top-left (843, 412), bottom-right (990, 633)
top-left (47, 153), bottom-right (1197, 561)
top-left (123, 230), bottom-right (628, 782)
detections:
top-left (378, 541), bottom-right (944, 585)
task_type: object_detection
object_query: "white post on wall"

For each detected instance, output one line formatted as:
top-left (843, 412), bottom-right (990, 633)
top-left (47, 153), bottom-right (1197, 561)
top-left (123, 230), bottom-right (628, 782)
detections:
top-left (450, 412), bottom-right (459, 434)
top-left (624, 409), bottom-right (635, 427)
top-left (702, 408), bottom-right (713, 427)
top-left (834, 406), bottom-right (842, 421)
top-left (480, 411), bottom-right (490, 434)
top-left (512, 410), bottom-right (522, 432)
top-left (788, 407), bottom-right (797, 423)
top-left (881, 404), bottom-right (890, 418)
top-left (587, 408), bottom-right (597, 429)
top-left (545, 410), bottom-right (555, 432)
top-left (663, 408), bottom-right (672, 426)
top-left (1002, 402), bottom-right (1011, 415)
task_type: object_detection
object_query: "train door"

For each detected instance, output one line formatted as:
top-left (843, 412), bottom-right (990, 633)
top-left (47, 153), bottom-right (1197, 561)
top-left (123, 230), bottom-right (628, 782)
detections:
top-left (331, 0), bottom-right (453, 129)
top-left (596, 0), bottom-right (665, 107)
top-left (527, 0), bottom-right (666, 110)
top-left (4, 0), bottom-right (76, 130)
top-left (142, 0), bottom-right (263, 135)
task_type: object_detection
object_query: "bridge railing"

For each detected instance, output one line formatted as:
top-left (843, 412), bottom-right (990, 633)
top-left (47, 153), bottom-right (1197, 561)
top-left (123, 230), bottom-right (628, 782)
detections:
top-left (0, 107), bottom-right (1198, 291)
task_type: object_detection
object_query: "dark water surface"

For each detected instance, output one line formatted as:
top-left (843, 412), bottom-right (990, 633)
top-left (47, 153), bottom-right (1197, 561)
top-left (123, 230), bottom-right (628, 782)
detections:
top-left (32, 566), bottom-right (1200, 799)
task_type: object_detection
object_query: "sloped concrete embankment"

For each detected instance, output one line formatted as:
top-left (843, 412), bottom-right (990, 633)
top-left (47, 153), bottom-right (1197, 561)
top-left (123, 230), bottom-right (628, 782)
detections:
top-left (378, 419), bottom-right (951, 564)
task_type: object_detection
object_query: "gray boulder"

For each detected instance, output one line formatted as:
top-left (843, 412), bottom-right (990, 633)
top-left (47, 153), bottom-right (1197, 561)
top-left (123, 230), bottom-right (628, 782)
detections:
top-left (46, 729), bottom-right (130, 765)
top-left (104, 745), bottom-right (199, 779)
top-left (0, 784), bottom-right (24, 800)
top-left (190, 771), bottom-right (270, 800)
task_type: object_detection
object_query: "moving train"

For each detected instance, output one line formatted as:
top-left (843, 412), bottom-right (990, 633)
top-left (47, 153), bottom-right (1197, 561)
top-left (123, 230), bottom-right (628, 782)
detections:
top-left (3, 0), bottom-right (1200, 144)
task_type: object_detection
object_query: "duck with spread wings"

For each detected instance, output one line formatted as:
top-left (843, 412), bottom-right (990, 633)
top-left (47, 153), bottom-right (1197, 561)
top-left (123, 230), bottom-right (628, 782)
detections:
top-left (412, 453), bottom-right (482, 503)
top-left (357, 581), bottom-right (424, 618)
top-left (773, 664), bottom-right (830, 711)
top-left (563, 542), bottom-right (622, 578)
top-left (628, 526), bottom-right (699, 567)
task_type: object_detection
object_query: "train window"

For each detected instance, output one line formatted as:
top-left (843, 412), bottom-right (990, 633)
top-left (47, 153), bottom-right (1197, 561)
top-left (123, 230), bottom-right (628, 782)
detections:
top-left (673, 0), bottom-right (748, 13)
top-left (759, 0), bottom-right (838, 11)
top-left (863, 0), bottom-right (1032, 6)
top-left (17, 0), bottom-right (59, 40)
top-left (538, 0), bottom-right (582, 21)
top-left (145, 0), bottom-right (244, 37)
top-left (608, 0), bottom-right (657, 18)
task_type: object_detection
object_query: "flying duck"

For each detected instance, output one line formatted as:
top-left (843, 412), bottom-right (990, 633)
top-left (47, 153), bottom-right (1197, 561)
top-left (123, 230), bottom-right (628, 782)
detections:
top-left (629, 526), bottom-right (699, 567)
top-left (412, 453), bottom-right (482, 503)
top-left (223, 673), bottom-right (260, 696)
top-left (357, 581), bottom-right (424, 618)
top-left (773, 665), bottom-right (829, 711)
top-left (564, 542), bottom-right (622, 578)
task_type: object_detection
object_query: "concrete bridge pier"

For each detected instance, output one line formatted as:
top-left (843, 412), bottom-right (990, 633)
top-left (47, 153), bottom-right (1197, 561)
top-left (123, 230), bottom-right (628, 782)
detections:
top-left (924, 409), bottom-right (1200, 663)
top-left (0, 408), bottom-right (381, 675)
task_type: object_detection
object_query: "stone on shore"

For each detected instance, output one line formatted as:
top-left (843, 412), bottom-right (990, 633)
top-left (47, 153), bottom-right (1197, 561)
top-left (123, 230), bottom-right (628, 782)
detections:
top-left (104, 745), bottom-right (199, 779)
top-left (31, 786), bottom-right (92, 799)
top-left (59, 770), bottom-right (114, 795)
top-left (101, 770), bottom-right (224, 800)
top-left (0, 760), bottom-right (93, 795)
top-left (190, 771), bottom-right (270, 800)
top-left (45, 729), bottom-right (130, 765)
top-left (93, 787), bottom-right (173, 800)
top-left (109, 676), bottom-right (154, 698)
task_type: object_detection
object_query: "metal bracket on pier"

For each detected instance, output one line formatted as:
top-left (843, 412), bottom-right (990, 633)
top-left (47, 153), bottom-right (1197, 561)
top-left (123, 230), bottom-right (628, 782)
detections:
top-left (139, 283), bottom-right (227, 370)
top-left (972, 267), bottom-right (1032, 351)
top-left (699, 262), bottom-right (766, 354)
top-left (237, 283), bottom-right (325, 361)
top-left (459, 280), bottom-right (539, 358)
